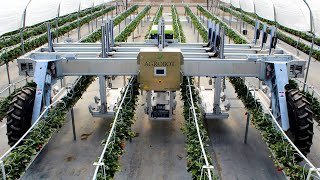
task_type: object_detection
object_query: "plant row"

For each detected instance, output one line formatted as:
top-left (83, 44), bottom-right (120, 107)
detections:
top-left (0, 76), bottom-right (95, 179)
top-left (228, 6), bottom-right (320, 46)
top-left (219, 5), bottom-right (320, 61)
top-left (197, 7), bottom-right (316, 179)
top-left (145, 5), bottom-right (163, 39)
top-left (0, 6), bottom-right (115, 64)
top-left (115, 5), bottom-right (151, 42)
top-left (0, 8), bottom-right (134, 178)
top-left (81, 5), bottom-right (139, 43)
top-left (96, 78), bottom-right (139, 179)
top-left (184, 6), bottom-right (208, 43)
top-left (0, 5), bottom-right (138, 122)
top-left (229, 77), bottom-right (307, 179)
top-left (113, 5), bottom-right (139, 27)
top-left (180, 77), bottom-right (216, 179)
top-left (172, 5), bottom-right (186, 43)
top-left (0, 5), bottom-right (108, 51)
top-left (197, 5), bottom-right (245, 44)
top-left (0, 5), bottom-right (105, 38)
top-left (0, 5), bottom-right (130, 122)
top-left (95, 6), bottom-right (142, 177)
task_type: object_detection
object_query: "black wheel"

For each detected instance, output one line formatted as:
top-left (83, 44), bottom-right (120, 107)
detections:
top-left (286, 89), bottom-right (314, 156)
top-left (6, 87), bottom-right (36, 146)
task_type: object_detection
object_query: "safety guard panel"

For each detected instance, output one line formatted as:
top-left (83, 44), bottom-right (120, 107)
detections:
top-left (138, 48), bottom-right (183, 91)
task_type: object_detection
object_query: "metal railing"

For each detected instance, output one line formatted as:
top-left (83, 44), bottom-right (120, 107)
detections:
top-left (186, 77), bottom-right (215, 180)
top-left (294, 78), bottom-right (320, 100)
top-left (0, 76), bottom-right (83, 180)
top-left (92, 76), bottom-right (135, 180)
top-left (245, 79), bottom-right (320, 180)
top-left (0, 76), bottom-right (30, 98)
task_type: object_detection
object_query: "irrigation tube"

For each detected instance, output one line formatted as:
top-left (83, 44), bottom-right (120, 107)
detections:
top-left (187, 77), bottom-right (213, 180)
top-left (92, 76), bottom-right (135, 180)
top-left (245, 80), bottom-right (320, 179)
top-left (294, 78), bottom-right (320, 98)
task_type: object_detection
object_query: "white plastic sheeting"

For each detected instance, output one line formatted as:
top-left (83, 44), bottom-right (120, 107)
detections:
top-left (230, 0), bottom-right (240, 8)
top-left (225, 0), bottom-right (320, 37)
top-left (0, 0), bottom-right (112, 36)
top-left (307, 0), bottom-right (320, 37)
top-left (239, 0), bottom-right (254, 13)
top-left (80, 0), bottom-right (94, 10)
top-left (0, 0), bottom-right (29, 36)
top-left (220, 0), bottom-right (231, 4)
top-left (273, 0), bottom-right (310, 32)
top-left (26, 0), bottom-right (61, 27)
top-left (60, 0), bottom-right (81, 17)
top-left (253, 0), bottom-right (275, 21)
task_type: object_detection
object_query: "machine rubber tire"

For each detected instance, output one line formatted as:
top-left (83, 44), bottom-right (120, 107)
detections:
top-left (6, 87), bottom-right (36, 146)
top-left (286, 89), bottom-right (313, 156)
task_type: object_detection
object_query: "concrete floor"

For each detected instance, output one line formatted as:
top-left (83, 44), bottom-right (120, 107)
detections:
top-left (1, 4), bottom-right (319, 180)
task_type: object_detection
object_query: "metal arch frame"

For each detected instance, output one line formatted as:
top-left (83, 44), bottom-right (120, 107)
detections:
top-left (18, 20), bottom-right (306, 130)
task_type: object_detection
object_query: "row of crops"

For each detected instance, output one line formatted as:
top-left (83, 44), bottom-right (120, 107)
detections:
top-left (0, 6), bottom-right (115, 64)
top-left (0, 5), bottom-right (141, 179)
top-left (219, 5), bottom-right (320, 61)
top-left (192, 5), bottom-right (319, 179)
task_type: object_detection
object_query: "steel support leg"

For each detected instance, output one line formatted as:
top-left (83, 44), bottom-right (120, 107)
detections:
top-left (99, 76), bottom-right (107, 113)
top-left (213, 77), bottom-right (222, 114)
top-left (274, 63), bottom-right (290, 131)
top-left (32, 62), bottom-right (49, 124)
top-left (5, 63), bottom-right (11, 94)
top-left (169, 91), bottom-right (173, 119)
top-left (147, 91), bottom-right (152, 119)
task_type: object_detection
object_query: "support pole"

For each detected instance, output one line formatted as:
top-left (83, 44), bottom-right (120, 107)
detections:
top-left (213, 77), bottom-right (222, 114)
top-left (56, 4), bottom-right (61, 43)
top-left (77, 5), bottom-right (81, 40)
top-left (6, 63), bottom-right (11, 94)
top-left (20, 8), bottom-right (27, 54)
top-left (71, 108), bottom-right (76, 141)
top-left (303, 34), bottom-right (315, 91)
top-left (244, 112), bottom-right (250, 144)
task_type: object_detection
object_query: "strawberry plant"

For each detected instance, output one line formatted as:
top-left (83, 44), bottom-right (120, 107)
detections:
top-left (229, 77), bottom-right (308, 179)
top-left (180, 77), bottom-right (216, 179)
top-left (115, 5), bottom-right (151, 42)
top-left (96, 78), bottom-right (138, 180)
top-left (0, 5), bottom-right (108, 52)
top-left (145, 5), bottom-right (163, 39)
top-left (196, 6), bottom-right (315, 179)
top-left (185, 6), bottom-right (208, 43)
top-left (0, 6), bottom-right (116, 63)
top-left (172, 5), bottom-right (186, 43)
top-left (197, 5), bottom-right (245, 44)
top-left (219, 5), bottom-right (320, 61)
top-left (82, 5), bottom-right (138, 43)
top-left (0, 6), bottom-right (136, 178)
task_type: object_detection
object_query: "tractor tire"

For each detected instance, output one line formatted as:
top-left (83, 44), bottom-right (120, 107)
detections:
top-left (286, 89), bottom-right (313, 156)
top-left (6, 87), bottom-right (36, 146)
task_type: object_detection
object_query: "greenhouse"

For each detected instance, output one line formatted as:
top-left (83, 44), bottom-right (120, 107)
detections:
top-left (0, 0), bottom-right (320, 179)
